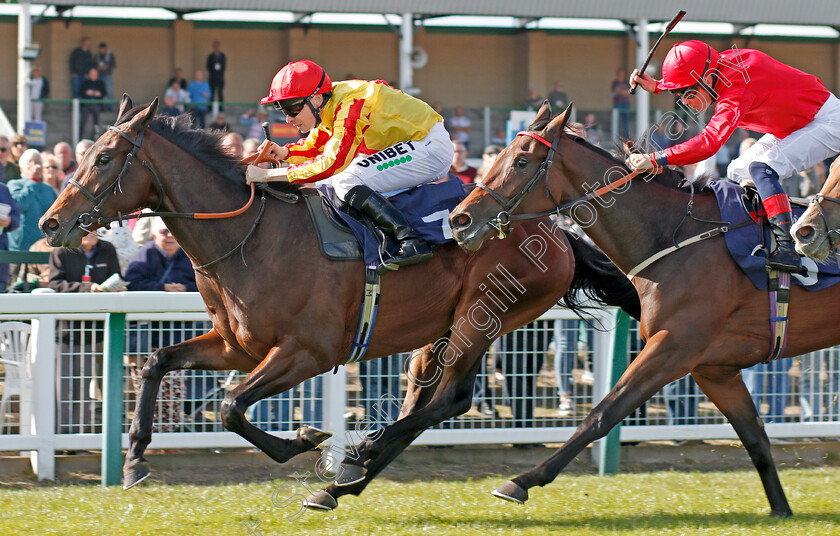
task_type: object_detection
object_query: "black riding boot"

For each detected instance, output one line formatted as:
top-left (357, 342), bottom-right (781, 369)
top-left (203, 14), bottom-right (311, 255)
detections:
top-left (346, 185), bottom-right (433, 272)
top-left (767, 212), bottom-right (802, 273)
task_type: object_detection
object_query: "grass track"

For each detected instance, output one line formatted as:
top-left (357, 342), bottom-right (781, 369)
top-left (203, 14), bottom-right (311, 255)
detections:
top-left (2, 468), bottom-right (840, 535)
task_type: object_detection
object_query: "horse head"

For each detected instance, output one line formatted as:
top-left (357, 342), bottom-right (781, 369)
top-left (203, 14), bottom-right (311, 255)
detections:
top-left (793, 155), bottom-right (840, 260)
top-left (449, 100), bottom-right (573, 251)
top-left (40, 94), bottom-right (160, 247)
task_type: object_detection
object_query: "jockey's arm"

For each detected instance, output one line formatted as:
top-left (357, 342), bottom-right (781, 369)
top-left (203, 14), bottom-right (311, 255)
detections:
top-left (246, 164), bottom-right (288, 184)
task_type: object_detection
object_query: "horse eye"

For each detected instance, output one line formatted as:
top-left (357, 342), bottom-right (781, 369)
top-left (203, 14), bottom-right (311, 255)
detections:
top-left (515, 157), bottom-right (528, 169)
top-left (97, 154), bottom-right (110, 165)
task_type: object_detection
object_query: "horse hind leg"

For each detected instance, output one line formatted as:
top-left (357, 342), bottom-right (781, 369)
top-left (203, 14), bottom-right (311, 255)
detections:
top-left (691, 368), bottom-right (793, 517)
top-left (124, 330), bottom-right (256, 489)
top-left (219, 343), bottom-right (333, 464)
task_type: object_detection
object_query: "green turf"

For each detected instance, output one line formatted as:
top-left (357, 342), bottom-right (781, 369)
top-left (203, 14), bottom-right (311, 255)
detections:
top-left (2, 468), bottom-right (840, 535)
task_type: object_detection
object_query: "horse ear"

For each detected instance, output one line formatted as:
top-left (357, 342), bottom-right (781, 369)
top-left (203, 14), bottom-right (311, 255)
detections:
top-left (117, 94), bottom-right (133, 121)
top-left (545, 103), bottom-right (574, 137)
top-left (126, 98), bottom-right (159, 132)
top-left (535, 100), bottom-right (552, 124)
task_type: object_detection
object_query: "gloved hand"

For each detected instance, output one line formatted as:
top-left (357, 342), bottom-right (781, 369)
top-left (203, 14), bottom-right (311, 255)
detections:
top-left (626, 153), bottom-right (657, 172)
top-left (245, 165), bottom-right (270, 184)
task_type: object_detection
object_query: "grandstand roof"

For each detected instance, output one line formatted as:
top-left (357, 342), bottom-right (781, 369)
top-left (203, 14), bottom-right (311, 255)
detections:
top-left (20, 0), bottom-right (840, 27)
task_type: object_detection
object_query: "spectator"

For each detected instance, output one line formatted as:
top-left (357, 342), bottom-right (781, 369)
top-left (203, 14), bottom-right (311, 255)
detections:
top-left (69, 36), bottom-right (93, 98)
top-left (220, 132), bottom-right (243, 159)
top-left (40, 153), bottom-right (63, 194)
top-left (649, 122), bottom-right (671, 152)
top-left (62, 139), bottom-right (94, 188)
top-left (798, 349), bottom-right (840, 422)
top-left (523, 88), bottom-right (544, 110)
top-left (432, 101), bottom-right (449, 132)
top-left (547, 81), bottom-right (569, 110)
top-left (79, 68), bottom-right (107, 139)
top-left (208, 112), bottom-right (230, 132)
top-left (9, 134), bottom-right (28, 166)
top-left (29, 67), bottom-right (49, 122)
top-left (167, 67), bottom-right (188, 94)
top-left (359, 354), bottom-right (403, 425)
top-left (164, 79), bottom-right (189, 114)
top-left (553, 318), bottom-right (589, 418)
top-left (206, 40), bottom-right (226, 107)
top-left (7, 149), bottom-right (57, 251)
top-left (742, 360), bottom-right (792, 424)
top-left (0, 136), bottom-right (18, 183)
top-left (566, 121), bottom-right (587, 139)
top-left (125, 218), bottom-right (196, 292)
top-left (449, 106), bottom-right (471, 152)
top-left (242, 138), bottom-right (261, 159)
top-left (662, 375), bottom-right (700, 426)
top-left (94, 42), bottom-right (116, 108)
top-left (611, 67), bottom-right (632, 137)
top-left (449, 141), bottom-right (477, 184)
top-left (49, 232), bottom-right (124, 433)
top-left (131, 209), bottom-right (155, 247)
top-left (53, 142), bottom-right (77, 178)
top-left (583, 113), bottom-right (603, 147)
top-left (12, 237), bottom-right (52, 290)
top-left (187, 70), bottom-right (211, 128)
top-left (98, 224), bottom-right (140, 274)
top-left (490, 128), bottom-right (506, 146)
top-left (240, 108), bottom-right (269, 139)
top-left (158, 95), bottom-right (181, 118)
top-left (0, 182), bottom-right (20, 290)
top-left (475, 144), bottom-right (501, 182)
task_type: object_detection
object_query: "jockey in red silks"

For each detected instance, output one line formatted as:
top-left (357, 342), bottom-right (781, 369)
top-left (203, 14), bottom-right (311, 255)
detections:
top-left (246, 60), bottom-right (453, 271)
top-left (628, 40), bottom-right (840, 273)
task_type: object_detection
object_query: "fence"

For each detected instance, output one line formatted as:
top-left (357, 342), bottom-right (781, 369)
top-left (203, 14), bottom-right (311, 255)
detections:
top-left (1, 292), bottom-right (838, 484)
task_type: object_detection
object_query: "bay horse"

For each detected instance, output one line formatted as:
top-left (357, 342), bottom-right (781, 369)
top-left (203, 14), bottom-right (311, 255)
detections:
top-left (792, 156), bottom-right (840, 260)
top-left (39, 95), bottom-right (641, 509)
top-left (448, 101), bottom-right (840, 517)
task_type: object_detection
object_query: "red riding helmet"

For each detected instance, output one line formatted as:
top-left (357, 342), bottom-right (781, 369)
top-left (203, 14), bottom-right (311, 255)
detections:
top-left (260, 60), bottom-right (332, 105)
top-left (657, 40), bottom-right (720, 92)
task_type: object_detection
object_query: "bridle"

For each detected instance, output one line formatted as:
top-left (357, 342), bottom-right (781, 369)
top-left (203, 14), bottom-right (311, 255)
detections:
top-left (476, 130), bottom-right (648, 237)
top-left (72, 126), bottom-right (165, 229)
top-left (68, 121), bottom-right (275, 271)
top-left (806, 192), bottom-right (840, 242)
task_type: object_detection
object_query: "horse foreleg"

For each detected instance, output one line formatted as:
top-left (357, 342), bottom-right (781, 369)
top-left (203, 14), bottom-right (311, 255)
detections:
top-left (692, 367), bottom-right (793, 517)
top-left (305, 342), bottom-right (454, 510)
top-left (497, 332), bottom-right (688, 504)
top-left (219, 341), bottom-right (332, 464)
top-left (124, 330), bottom-right (255, 489)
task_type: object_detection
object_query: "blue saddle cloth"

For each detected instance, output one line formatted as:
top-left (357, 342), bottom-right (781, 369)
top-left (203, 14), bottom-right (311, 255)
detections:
top-left (709, 180), bottom-right (840, 291)
top-left (316, 177), bottom-right (467, 265)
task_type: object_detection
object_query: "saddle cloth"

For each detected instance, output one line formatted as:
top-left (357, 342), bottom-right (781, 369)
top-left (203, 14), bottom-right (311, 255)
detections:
top-left (302, 176), bottom-right (467, 265)
top-left (709, 180), bottom-right (840, 291)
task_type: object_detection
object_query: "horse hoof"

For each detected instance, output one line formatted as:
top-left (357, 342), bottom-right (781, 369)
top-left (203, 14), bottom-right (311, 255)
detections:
top-left (123, 461), bottom-right (152, 490)
top-left (298, 426), bottom-right (332, 448)
top-left (304, 489), bottom-right (338, 511)
top-left (334, 463), bottom-right (367, 487)
top-left (491, 481), bottom-right (528, 504)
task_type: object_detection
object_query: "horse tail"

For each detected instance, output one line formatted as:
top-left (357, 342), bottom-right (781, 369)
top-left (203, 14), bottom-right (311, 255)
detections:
top-left (560, 229), bottom-right (642, 321)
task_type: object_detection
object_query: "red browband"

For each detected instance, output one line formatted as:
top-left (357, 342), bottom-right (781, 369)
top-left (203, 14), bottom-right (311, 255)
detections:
top-left (516, 131), bottom-right (552, 148)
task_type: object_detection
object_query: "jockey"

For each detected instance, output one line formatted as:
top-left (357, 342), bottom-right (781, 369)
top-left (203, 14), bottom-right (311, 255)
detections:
top-left (628, 40), bottom-right (840, 273)
top-left (246, 60), bottom-right (453, 271)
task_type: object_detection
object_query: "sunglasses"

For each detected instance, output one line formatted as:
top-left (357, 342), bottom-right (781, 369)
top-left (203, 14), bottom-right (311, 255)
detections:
top-left (669, 84), bottom-right (700, 98)
top-left (12, 141), bottom-right (27, 147)
top-left (46, 165), bottom-right (59, 170)
top-left (157, 228), bottom-right (172, 236)
top-left (273, 99), bottom-right (307, 118)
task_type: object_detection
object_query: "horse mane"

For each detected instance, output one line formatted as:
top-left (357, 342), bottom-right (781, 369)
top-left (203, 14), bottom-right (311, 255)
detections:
top-left (116, 107), bottom-right (248, 189)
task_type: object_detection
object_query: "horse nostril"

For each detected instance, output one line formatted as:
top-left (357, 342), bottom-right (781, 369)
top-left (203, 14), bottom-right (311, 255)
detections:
top-left (796, 225), bottom-right (813, 239)
top-left (451, 212), bottom-right (472, 230)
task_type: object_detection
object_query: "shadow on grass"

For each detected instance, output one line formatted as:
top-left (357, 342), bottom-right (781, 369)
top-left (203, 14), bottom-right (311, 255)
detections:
top-left (371, 511), bottom-right (839, 531)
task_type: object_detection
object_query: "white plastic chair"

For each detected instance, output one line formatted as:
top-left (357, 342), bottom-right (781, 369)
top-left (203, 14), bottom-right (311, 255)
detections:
top-left (0, 322), bottom-right (32, 434)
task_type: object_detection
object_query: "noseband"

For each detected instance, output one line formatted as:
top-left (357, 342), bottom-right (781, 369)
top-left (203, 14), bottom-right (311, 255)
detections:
top-left (477, 130), bottom-right (647, 237)
top-left (71, 125), bottom-right (165, 230)
top-left (806, 193), bottom-right (840, 242)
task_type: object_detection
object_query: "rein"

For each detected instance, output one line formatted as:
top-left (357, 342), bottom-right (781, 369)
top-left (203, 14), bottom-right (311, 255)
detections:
top-left (477, 130), bottom-right (649, 237)
top-left (69, 122), bottom-right (287, 271)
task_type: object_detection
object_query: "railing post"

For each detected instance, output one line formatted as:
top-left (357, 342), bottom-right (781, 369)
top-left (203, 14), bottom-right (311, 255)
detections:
top-left (29, 315), bottom-right (56, 480)
top-left (72, 98), bottom-right (80, 147)
top-left (102, 312), bottom-right (125, 487)
top-left (599, 309), bottom-right (630, 475)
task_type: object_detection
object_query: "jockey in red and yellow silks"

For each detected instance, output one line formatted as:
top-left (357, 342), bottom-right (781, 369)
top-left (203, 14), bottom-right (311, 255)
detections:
top-left (629, 40), bottom-right (840, 273)
top-left (246, 60), bottom-right (453, 273)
